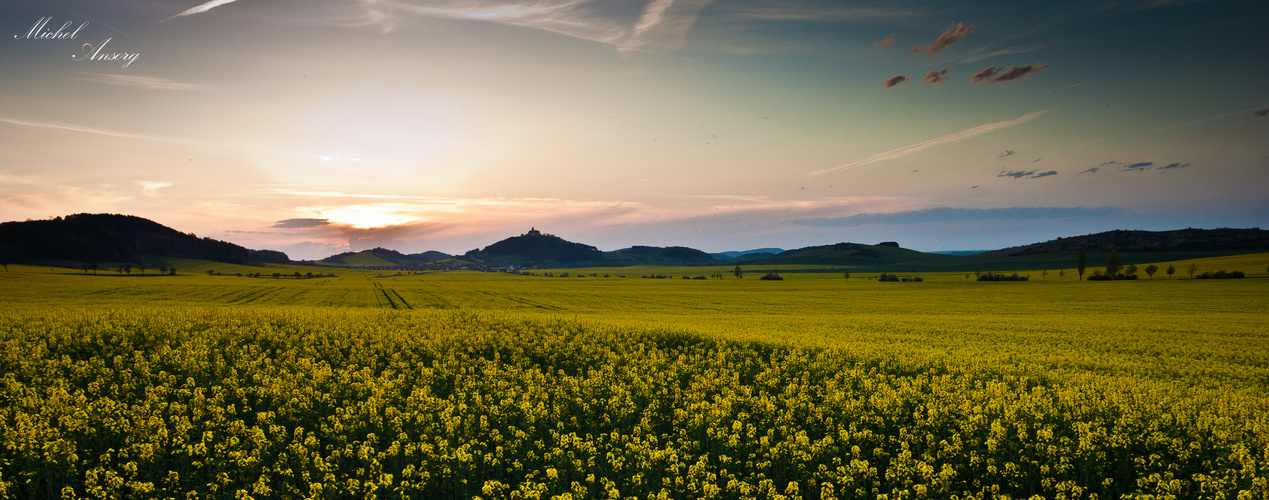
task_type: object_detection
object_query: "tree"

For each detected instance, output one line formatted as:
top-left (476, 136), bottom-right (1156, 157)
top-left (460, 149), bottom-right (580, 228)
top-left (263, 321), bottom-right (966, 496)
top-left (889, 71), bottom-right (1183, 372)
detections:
top-left (843, 272), bottom-right (851, 280)
top-left (159, 266), bottom-right (167, 275)
top-left (1187, 263), bottom-right (1198, 278)
top-left (168, 267), bottom-right (176, 275)
top-left (1059, 269), bottom-right (1066, 279)
top-left (1166, 264), bottom-right (1175, 279)
top-left (1077, 248), bottom-right (1087, 281)
top-left (1145, 264), bottom-right (1158, 279)
top-left (0, 259), bottom-right (8, 272)
top-left (1041, 269), bottom-right (1049, 281)
top-left (82, 264), bottom-right (89, 274)
top-left (138, 266), bottom-right (145, 275)
top-left (91, 263), bottom-right (98, 275)
top-left (733, 266), bottom-right (743, 279)
top-left (124, 265), bottom-right (132, 275)
top-left (1125, 264), bottom-right (1138, 277)
top-left (1106, 250), bottom-right (1123, 277)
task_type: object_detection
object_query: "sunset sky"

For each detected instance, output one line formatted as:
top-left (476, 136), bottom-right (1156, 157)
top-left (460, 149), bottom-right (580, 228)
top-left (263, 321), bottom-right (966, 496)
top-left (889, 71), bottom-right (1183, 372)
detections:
top-left (2, 0), bottom-right (1267, 259)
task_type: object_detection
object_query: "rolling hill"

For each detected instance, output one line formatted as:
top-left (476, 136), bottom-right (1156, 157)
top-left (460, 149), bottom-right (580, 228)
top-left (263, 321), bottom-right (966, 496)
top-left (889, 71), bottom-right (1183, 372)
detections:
top-left (0, 213), bottom-right (269, 266)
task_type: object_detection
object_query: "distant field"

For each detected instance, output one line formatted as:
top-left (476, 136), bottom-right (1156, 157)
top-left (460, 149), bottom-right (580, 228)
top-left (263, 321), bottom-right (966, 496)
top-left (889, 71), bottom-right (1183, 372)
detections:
top-left (0, 254), bottom-right (1266, 498)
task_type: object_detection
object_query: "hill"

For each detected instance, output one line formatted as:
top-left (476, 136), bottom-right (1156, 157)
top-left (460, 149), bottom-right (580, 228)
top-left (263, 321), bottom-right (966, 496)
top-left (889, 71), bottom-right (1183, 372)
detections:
top-left (0, 214), bottom-right (270, 266)
top-left (982, 228), bottom-right (1269, 256)
top-left (465, 228), bottom-right (606, 267)
top-left (711, 248), bottom-right (785, 261)
top-left (607, 246), bottom-right (718, 266)
top-left (742, 242), bottom-right (932, 267)
top-left (319, 248), bottom-right (452, 267)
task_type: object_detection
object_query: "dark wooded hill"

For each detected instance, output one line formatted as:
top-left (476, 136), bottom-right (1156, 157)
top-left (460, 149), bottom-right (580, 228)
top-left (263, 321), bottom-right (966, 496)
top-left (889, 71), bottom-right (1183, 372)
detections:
top-left (0, 213), bottom-right (269, 265)
top-left (981, 228), bottom-right (1269, 256)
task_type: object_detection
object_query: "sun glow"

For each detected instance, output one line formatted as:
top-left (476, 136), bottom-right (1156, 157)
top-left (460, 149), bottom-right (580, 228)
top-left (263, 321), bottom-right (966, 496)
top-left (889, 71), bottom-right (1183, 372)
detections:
top-left (324, 206), bottom-right (417, 229)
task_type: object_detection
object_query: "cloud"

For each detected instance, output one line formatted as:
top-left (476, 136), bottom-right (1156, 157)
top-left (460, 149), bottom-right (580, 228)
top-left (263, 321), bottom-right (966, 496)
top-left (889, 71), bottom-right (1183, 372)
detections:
top-left (911, 22), bottom-right (974, 55)
top-left (874, 33), bottom-right (895, 48)
top-left (1255, 109), bottom-right (1269, 117)
top-left (790, 207), bottom-right (1120, 228)
top-left (386, 0), bottom-right (713, 52)
top-left (273, 218), bottom-right (332, 228)
top-left (809, 110), bottom-right (1048, 176)
top-left (0, 116), bottom-right (205, 146)
top-left (1158, 162), bottom-right (1191, 170)
top-left (958, 44), bottom-right (1048, 64)
top-left (164, 0), bottom-right (241, 22)
top-left (137, 181), bottom-right (172, 195)
top-left (997, 169), bottom-right (1057, 179)
top-left (1067, 105), bottom-right (1269, 149)
top-left (1077, 167), bottom-right (1100, 176)
top-left (76, 73), bottom-right (208, 91)
top-left (970, 64), bottom-right (1048, 84)
top-left (883, 75), bottom-right (909, 88)
top-left (922, 68), bottom-right (951, 85)
top-left (1123, 161), bottom-right (1153, 171)
top-left (998, 150), bottom-right (1014, 158)
top-left (721, 5), bottom-right (922, 22)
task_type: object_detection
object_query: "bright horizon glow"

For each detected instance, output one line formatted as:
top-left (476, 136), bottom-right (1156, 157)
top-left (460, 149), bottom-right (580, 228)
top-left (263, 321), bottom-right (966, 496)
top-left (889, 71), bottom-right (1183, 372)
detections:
top-left (2, 0), bottom-right (1267, 259)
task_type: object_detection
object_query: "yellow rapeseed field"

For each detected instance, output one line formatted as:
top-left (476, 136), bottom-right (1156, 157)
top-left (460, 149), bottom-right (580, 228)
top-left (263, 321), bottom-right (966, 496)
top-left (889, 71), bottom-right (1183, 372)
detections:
top-left (0, 257), bottom-right (1266, 499)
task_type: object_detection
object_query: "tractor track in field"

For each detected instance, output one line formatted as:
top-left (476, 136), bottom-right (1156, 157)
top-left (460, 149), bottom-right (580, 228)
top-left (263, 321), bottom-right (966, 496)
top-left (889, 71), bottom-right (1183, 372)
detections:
top-left (475, 289), bottom-right (561, 310)
top-left (226, 287), bottom-right (283, 305)
top-left (371, 281), bottom-right (413, 310)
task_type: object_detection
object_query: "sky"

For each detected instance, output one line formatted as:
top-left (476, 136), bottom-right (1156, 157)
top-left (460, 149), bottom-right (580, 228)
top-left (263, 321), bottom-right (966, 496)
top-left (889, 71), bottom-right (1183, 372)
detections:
top-left (2, 0), bottom-right (1267, 259)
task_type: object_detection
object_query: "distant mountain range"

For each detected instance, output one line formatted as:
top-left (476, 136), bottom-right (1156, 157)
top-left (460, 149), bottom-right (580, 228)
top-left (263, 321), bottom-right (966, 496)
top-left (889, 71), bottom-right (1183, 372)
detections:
top-left (3, 214), bottom-right (1267, 271)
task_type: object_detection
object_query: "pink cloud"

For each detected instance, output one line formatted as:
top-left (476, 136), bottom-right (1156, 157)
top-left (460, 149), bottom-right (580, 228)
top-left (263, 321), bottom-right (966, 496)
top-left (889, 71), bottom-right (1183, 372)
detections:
top-left (874, 33), bottom-right (895, 48)
top-left (911, 22), bottom-right (974, 55)
top-left (970, 63), bottom-right (1048, 84)
top-left (883, 75), bottom-right (910, 88)
top-left (922, 68), bottom-right (951, 85)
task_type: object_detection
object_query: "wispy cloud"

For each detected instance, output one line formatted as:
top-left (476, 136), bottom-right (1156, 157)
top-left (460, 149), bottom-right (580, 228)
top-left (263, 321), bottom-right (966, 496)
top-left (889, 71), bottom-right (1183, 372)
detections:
top-left (874, 33), bottom-right (895, 48)
top-left (1077, 166), bottom-right (1100, 176)
top-left (1158, 162), bottom-right (1191, 170)
top-left (997, 169), bottom-right (1057, 179)
top-left (970, 64), bottom-right (1048, 84)
top-left (808, 110), bottom-right (1049, 177)
top-left (0, 116), bottom-right (204, 146)
top-left (922, 68), bottom-right (951, 85)
top-left (386, 0), bottom-right (712, 52)
top-left (721, 5), bottom-right (922, 22)
top-left (1255, 109), bottom-right (1269, 117)
top-left (273, 218), bottom-right (332, 228)
top-left (911, 22), bottom-right (974, 55)
top-left (1122, 161), bottom-right (1153, 172)
top-left (77, 73), bottom-right (209, 91)
top-left (958, 44), bottom-right (1047, 64)
top-left (1066, 105), bottom-right (1269, 149)
top-left (883, 74), bottom-right (909, 88)
top-left (790, 207), bottom-right (1120, 227)
top-left (998, 150), bottom-right (1014, 157)
top-left (164, 0), bottom-right (242, 22)
top-left (137, 181), bottom-right (172, 195)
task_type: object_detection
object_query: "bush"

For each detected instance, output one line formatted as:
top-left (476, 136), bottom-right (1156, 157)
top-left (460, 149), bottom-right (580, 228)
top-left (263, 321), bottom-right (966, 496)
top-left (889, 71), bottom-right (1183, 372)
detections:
top-left (1195, 270), bottom-right (1245, 279)
top-left (977, 272), bottom-right (1028, 282)
top-left (1086, 271), bottom-right (1138, 281)
top-left (879, 273), bottom-right (922, 282)
top-left (759, 272), bottom-right (783, 281)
